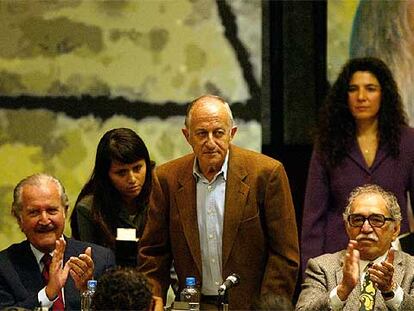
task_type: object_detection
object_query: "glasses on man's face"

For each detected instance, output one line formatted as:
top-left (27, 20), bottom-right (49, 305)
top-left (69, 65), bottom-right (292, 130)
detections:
top-left (347, 213), bottom-right (394, 228)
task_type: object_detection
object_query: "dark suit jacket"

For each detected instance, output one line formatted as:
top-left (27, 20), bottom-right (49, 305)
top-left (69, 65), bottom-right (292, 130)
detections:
top-left (295, 250), bottom-right (414, 310)
top-left (0, 238), bottom-right (115, 310)
top-left (139, 145), bottom-right (299, 309)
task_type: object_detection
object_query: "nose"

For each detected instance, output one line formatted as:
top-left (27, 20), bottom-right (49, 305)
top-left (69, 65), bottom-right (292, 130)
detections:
top-left (127, 170), bottom-right (137, 183)
top-left (205, 132), bottom-right (216, 148)
top-left (361, 219), bottom-right (373, 232)
top-left (357, 89), bottom-right (366, 101)
top-left (39, 211), bottom-right (50, 224)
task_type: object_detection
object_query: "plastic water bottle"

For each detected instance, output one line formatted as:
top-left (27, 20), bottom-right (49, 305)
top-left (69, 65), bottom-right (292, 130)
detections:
top-left (81, 279), bottom-right (97, 311)
top-left (180, 277), bottom-right (200, 311)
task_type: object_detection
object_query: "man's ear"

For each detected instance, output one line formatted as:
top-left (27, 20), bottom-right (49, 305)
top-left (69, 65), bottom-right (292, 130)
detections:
top-left (17, 216), bottom-right (24, 232)
top-left (230, 126), bottom-right (238, 140)
top-left (344, 221), bottom-right (351, 237)
top-left (391, 222), bottom-right (401, 241)
top-left (182, 128), bottom-right (190, 143)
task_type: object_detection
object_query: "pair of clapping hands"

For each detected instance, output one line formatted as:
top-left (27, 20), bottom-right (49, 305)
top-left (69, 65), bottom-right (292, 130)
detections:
top-left (45, 238), bottom-right (94, 301)
top-left (337, 240), bottom-right (395, 301)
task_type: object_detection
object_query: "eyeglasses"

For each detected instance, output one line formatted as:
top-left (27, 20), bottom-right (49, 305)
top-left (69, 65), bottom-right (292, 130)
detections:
top-left (347, 214), bottom-right (394, 228)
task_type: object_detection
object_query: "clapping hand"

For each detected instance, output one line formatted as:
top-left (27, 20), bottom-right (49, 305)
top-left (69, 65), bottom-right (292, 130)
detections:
top-left (68, 246), bottom-right (95, 292)
top-left (369, 249), bottom-right (395, 293)
top-left (337, 240), bottom-right (360, 301)
top-left (46, 238), bottom-right (71, 300)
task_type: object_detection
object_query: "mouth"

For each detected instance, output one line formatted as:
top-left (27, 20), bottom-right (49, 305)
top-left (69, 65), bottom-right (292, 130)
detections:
top-left (203, 151), bottom-right (218, 156)
top-left (354, 106), bottom-right (370, 111)
top-left (35, 225), bottom-right (55, 233)
top-left (127, 185), bottom-right (141, 192)
top-left (356, 236), bottom-right (378, 243)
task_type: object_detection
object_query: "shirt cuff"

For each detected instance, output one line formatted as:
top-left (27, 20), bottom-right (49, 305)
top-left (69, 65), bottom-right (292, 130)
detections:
top-left (384, 285), bottom-right (403, 310)
top-left (329, 286), bottom-right (345, 311)
top-left (38, 287), bottom-right (56, 309)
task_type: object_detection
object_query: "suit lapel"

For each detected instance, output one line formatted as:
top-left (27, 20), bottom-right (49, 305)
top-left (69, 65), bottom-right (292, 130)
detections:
top-left (348, 140), bottom-right (371, 173)
top-left (175, 157), bottom-right (202, 275)
top-left (13, 241), bottom-right (43, 294)
top-left (63, 238), bottom-right (81, 310)
top-left (392, 251), bottom-right (404, 286)
top-left (222, 148), bottom-right (249, 268)
top-left (347, 139), bottom-right (389, 173)
top-left (370, 144), bottom-right (388, 172)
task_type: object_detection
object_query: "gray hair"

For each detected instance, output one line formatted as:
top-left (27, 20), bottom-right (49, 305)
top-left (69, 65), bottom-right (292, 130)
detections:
top-left (343, 184), bottom-right (402, 223)
top-left (11, 173), bottom-right (69, 220)
top-left (184, 94), bottom-right (235, 129)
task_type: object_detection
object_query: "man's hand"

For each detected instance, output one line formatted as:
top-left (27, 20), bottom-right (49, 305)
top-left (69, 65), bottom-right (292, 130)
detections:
top-left (337, 240), bottom-right (360, 301)
top-left (68, 246), bottom-right (94, 292)
top-left (45, 238), bottom-right (71, 300)
top-left (369, 249), bottom-right (395, 294)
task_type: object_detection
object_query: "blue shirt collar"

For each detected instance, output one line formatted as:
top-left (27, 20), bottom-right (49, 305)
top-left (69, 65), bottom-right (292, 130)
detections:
top-left (192, 150), bottom-right (229, 182)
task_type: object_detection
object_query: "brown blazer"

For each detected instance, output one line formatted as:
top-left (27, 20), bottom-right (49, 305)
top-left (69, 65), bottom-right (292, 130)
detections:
top-left (295, 250), bottom-right (414, 310)
top-left (138, 145), bottom-right (299, 309)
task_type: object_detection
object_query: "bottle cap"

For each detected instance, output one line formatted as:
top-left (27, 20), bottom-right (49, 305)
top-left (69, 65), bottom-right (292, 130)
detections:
top-left (87, 279), bottom-right (97, 289)
top-left (185, 277), bottom-right (196, 286)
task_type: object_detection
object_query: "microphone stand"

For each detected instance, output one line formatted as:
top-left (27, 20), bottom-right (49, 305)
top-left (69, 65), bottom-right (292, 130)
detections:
top-left (217, 273), bottom-right (240, 310)
top-left (217, 289), bottom-right (229, 311)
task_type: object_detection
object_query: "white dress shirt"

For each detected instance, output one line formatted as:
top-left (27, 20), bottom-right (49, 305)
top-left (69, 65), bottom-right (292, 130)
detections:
top-left (193, 152), bottom-right (229, 295)
top-left (30, 243), bottom-right (64, 309)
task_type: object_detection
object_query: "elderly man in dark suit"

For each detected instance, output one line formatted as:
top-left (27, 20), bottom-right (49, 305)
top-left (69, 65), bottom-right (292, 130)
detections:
top-left (296, 184), bottom-right (414, 311)
top-left (139, 94), bottom-right (299, 309)
top-left (0, 173), bottom-right (115, 310)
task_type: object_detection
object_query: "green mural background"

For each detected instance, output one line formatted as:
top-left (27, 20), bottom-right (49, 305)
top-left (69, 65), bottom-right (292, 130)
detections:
top-left (0, 0), bottom-right (262, 250)
top-left (327, 0), bottom-right (358, 83)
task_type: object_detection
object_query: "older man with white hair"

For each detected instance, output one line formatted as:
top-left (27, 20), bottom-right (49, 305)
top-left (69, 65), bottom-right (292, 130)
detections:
top-left (0, 173), bottom-right (115, 310)
top-left (296, 184), bottom-right (414, 310)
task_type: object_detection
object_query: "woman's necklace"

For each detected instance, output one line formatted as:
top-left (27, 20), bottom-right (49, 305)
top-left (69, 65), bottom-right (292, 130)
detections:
top-left (357, 134), bottom-right (378, 167)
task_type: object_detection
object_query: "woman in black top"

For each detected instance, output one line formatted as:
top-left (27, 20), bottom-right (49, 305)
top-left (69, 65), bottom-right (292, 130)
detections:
top-left (70, 128), bottom-right (153, 253)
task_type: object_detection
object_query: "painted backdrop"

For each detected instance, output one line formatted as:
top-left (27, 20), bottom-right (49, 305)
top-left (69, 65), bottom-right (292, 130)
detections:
top-left (328, 0), bottom-right (414, 124)
top-left (0, 0), bottom-right (262, 250)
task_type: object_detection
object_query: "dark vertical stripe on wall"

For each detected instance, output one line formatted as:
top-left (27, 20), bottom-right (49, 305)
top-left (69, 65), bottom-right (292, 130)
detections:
top-left (314, 2), bottom-right (328, 119)
top-left (261, 0), bottom-right (271, 147)
top-left (262, 0), bottom-right (284, 155)
top-left (263, 1), bottom-right (326, 154)
top-left (262, 1), bottom-right (327, 303)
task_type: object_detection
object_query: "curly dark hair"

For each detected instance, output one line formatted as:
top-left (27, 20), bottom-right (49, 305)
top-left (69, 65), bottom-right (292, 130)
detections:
top-left (70, 128), bottom-right (153, 248)
top-left (316, 57), bottom-right (408, 167)
top-left (92, 267), bottom-right (153, 310)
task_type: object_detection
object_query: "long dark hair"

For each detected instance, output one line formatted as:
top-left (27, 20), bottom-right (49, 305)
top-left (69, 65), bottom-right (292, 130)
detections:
top-left (316, 57), bottom-right (408, 168)
top-left (70, 128), bottom-right (153, 248)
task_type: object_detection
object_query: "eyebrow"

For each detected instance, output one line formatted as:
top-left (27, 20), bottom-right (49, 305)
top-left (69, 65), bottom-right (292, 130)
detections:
top-left (348, 83), bottom-right (380, 87)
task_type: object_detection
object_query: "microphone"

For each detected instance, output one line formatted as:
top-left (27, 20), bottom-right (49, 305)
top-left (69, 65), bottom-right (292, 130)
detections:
top-left (218, 273), bottom-right (240, 293)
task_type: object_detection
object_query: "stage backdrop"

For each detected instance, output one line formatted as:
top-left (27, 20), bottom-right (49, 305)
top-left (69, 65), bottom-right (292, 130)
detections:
top-left (328, 0), bottom-right (414, 124)
top-left (0, 0), bottom-right (262, 250)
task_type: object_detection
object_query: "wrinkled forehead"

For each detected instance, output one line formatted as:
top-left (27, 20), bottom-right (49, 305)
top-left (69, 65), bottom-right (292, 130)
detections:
top-left (189, 98), bottom-right (232, 124)
top-left (350, 192), bottom-right (388, 215)
top-left (191, 96), bottom-right (226, 111)
top-left (21, 183), bottom-right (62, 207)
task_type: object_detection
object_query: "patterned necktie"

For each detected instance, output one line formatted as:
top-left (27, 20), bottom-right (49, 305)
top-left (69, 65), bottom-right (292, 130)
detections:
top-left (41, 254), bottom-right (65, 311)
top-left (359, 263), bottom-right (376, 311)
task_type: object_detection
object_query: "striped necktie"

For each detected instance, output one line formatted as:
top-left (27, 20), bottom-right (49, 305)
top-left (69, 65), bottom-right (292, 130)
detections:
top-left (41, 254), bottom-right (65, 311)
